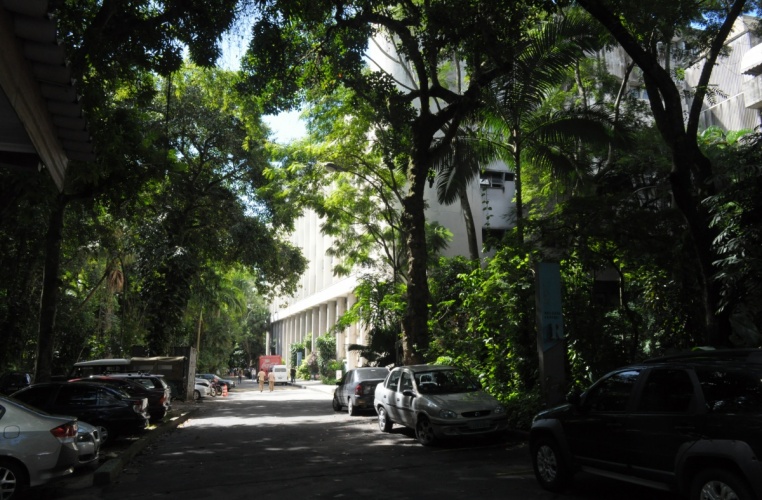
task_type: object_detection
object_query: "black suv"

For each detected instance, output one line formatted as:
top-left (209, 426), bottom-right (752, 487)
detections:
top-left (530, 349), bottom-right (762, 500)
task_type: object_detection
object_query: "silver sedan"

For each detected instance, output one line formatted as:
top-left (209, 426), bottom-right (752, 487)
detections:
top-left (374, 365), bottom-right (508, 446)
top-left (0, 395), bottom-right (80, 498)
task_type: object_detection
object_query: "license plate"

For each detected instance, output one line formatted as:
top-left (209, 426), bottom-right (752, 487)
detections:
top-left (469, 420), bottom-right (490, 429)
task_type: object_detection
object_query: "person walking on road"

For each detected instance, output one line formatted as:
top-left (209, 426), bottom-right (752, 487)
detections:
top-left (268, 370), bottom-right (276, 392)
top-left (290, 367), bottom-right (296, 384)
top-left (258, 368), bottom-right (266, 392)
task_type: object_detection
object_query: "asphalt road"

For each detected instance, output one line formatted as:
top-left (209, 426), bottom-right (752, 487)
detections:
top-left (32, 381), bottom-right (683, 500)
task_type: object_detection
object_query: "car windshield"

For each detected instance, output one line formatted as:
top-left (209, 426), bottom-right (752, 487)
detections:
top-left (414, 369), bottom-right (479, 394)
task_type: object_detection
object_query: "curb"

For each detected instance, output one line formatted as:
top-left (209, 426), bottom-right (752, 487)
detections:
top-left (93, 408), bottom-right (198, 485)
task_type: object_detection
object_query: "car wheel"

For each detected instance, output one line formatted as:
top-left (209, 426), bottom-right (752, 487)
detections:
top-left (377, 406), bottom-right (392, 432)
top-left (193, 390), bottom-right (201, 401)
top-left (0, 458), bottom-right (28, 500)
top-left (415, 416), bottom-right (436, 446)
top-left (347, 399), bottom-right (356, 416)
top-left (332, 395), bottom-right (342, 412)
top-left (531, 437), bottom-right (570, 492)
top-left (691, 467), bottom-right (754, 500)
top-left (97, 425), bottom-right (111, 445)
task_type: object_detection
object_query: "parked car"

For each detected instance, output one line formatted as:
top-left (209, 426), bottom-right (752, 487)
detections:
top-left (11, 382), bottom-right (149, 443)
top-left (74, 420), bottom-right (102, 467)
top-left (106, 373), bottom-right (172, 399)
top-left (333, 367), bottom-right (389, 416)
top-left (373, 365), bottom-right (508, 446)
top-left (70, 376), bottom-right (170, 422)
top-left (271, 365), bottom-right (288, 385)
top-left (0, 371), bottom-right (32, 395)
top-left (193, 378), bottom-right (213, 400)
top-left (530, 348), bottom-right (762, 500)
top-left (198, 373), bottom-right (235, 390)
top-left (0, 395), bottom-right (79, 499)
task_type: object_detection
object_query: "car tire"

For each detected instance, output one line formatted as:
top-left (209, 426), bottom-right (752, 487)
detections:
top-left (193, 390), bottom-right (201, 401)
top-left (0, 458), bottom-right (27, 500)
top-left (347, 399), bottom-right (356, 416)
top-left (531, 436), bottom-right (570, 492)
top-left (96, 425), bottom-right (111, 445)
top-left (332, 395), bottom-right (342, 412)
top-left (377, 406), bottom-right (392, 432)
top-left (691, 467), bottom-right (754, 500)
top-left (415, 416), bottom-right (437, 446)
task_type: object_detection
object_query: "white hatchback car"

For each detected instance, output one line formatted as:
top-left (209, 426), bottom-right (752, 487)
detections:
top-left (0, 395), bottom-right (80, 498)
top-left (194, 378), bottom-right (213, 400)
top-left (374, 365), bottom-right (508, 446)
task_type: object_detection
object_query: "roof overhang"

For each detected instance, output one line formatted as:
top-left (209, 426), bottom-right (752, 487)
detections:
top-left (0, 0), bottom-right (94, 191)
top-left (740, 43), bottom-right (762, 76)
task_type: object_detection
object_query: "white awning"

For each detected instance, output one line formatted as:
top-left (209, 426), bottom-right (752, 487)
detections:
top-left (740, 43), bottom-right (762, 76)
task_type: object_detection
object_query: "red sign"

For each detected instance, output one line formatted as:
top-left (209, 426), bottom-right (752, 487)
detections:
top-left (258, 355), bottom-right (282, 373)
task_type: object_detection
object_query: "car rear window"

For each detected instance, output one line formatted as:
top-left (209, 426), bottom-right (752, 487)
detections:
top-left (356, 369), bottom-right (388, 381)
top-left (696, 367), bottom-right (762, 414)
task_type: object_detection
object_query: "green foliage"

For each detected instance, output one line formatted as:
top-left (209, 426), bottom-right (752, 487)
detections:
top-left (296, 359), bottom-right (312, 380)
top-left (290, 340), bottom-right (308, 369)
top-left (315, 333), bottom-right (337, 379)
top-left (428, 249), bottom-right (539, 403)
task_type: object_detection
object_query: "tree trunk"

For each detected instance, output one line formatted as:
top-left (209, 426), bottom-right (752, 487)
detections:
top-left (458, 184), bottom-right (480, 261)
top-left (400, 144), bottom-right (431, 365)
top-left (35, 195), bottom-right (66, 382)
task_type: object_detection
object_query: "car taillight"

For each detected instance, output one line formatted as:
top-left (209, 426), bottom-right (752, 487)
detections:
top-left (131, 398), bottom-right (147, 413)
top-left (354, 383), bottom-right (364, 396)
top-left (51, 422), bottom-right (78, 441)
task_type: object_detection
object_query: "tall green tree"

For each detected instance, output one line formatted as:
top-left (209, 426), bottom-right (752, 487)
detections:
top-left (482, 10), bottom-right (617, 243)
top-left (133, 66), bottom-right (306, 354)
top-left (241, 0), bottom-right (553, 363)
top-left (19, 0), bottom-right (245, 381)
top-left (575, 0), bottom-right (762, 346)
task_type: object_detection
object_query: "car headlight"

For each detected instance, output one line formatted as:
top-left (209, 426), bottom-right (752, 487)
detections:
top-left (494, 405), bottom-right (506, 414)
top-left (439, 409), bottom-right (457, 419)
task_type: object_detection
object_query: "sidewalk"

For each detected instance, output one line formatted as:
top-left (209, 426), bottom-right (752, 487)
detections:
top-left (289, 378), bottom-right (335, 395)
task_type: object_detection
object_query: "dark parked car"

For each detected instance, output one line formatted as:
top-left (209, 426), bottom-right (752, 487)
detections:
top-left (0, 371), bottom-right (32, 395)
top-left (106, 373), bottom-right (175, 401)
top-left (70, 376), bottom-right (170, 422)
top-left (333, 367), bottom-right (389, 416)
top-left (374, 365), bottom-right (508, 446)
top-left (530, 348), bottom-right (762, 500)
top-left (12, 382), bottom-right (149, 443)
top-left (198, 373), bottom-right (235, 390)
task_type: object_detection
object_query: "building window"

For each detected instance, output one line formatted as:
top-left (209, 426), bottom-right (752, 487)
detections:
top-left (480, 170), bottom-right (512, 189)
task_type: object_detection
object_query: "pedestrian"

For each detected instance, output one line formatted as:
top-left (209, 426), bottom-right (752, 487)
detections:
top-left (290, 366), bottom-right (296, 384)
top-left (268, 370), bottom-right (276, 392)
top-left (238, 371), bottom-right (242, 385)
top-left (258, 368), bottom-right (266, 392)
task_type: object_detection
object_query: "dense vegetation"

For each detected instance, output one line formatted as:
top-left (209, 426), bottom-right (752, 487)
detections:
top-left (1, 1), bottom-right (761, 427)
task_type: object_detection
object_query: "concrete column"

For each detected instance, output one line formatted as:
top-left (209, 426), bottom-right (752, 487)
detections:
top-left (318, 303), bottom-right (328, 336)
top-left (311, 307), bottom-right (319, 351)
top-left (336, 297), bottom-right (347, 360)
top-left (345, 294), bottom-right (358, 369)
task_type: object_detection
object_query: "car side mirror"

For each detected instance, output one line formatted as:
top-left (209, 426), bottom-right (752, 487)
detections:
top-left (402, 390), bottom-right (416, 398)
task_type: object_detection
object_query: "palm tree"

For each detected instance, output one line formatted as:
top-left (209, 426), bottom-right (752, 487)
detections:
top-left (482, 10), bottom-right (613, 244)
